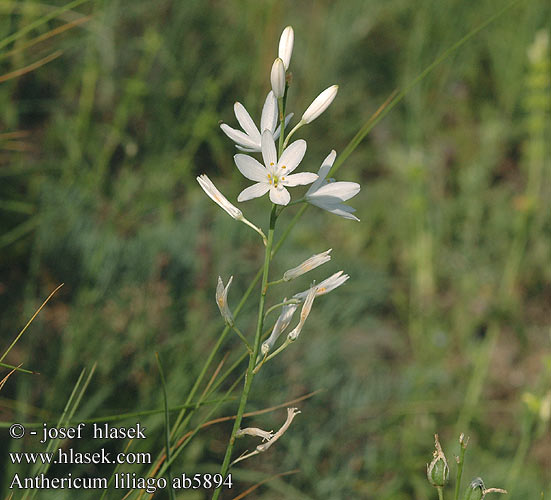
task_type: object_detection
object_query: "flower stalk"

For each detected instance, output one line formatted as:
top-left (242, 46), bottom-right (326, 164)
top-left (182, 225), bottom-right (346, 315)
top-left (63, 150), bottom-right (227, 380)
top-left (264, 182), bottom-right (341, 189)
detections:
top-left (213, 204), bottom-right (278, 499)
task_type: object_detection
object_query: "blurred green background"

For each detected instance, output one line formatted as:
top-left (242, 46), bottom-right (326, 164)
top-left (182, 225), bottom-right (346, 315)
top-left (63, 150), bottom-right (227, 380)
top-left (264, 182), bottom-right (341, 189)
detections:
top-left (1, 0), bottom-right (550, 498)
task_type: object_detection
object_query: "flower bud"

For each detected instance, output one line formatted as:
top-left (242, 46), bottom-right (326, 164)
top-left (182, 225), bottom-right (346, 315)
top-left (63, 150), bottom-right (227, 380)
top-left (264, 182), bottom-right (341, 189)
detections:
top-left (462, 478), bottom-right (485, 500)
top-left (427, 434), bottom-right (449, 488)
top-left (197, 175), bottom-right (242, 220)
top-left (301, 85), bottom-right (338, 124)
top-left (270, 58), bottom-right (286, 98)
top-left (278, 26), bottom-right (294, 70)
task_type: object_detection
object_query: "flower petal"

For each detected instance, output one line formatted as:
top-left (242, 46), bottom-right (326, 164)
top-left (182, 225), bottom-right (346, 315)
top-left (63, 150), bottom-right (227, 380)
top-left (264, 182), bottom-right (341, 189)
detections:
top-left (234, 154), bottom-right (268, 182)
top-left (260, 91), bottom-right (278, 134)
top-left (327, 205), bottom-right (360, 221)
top-left (307, 150), bottom-right (336, 194)
top-left (236, 145), bottom-right (261, 153)
top-left (309, 181), bottom-right (360, 201)
top-left (277, 139), bottom-right (306, 174)
top-left (234, 102), bottom-right (261, 142)
top-left (269, 185), bottom-right (291, 205)
top-left (238, 183), bottom-right (270, 202)
top-left (220, 124), bottom-right (260, 150)
top-left (282, 172), bottom-right (318, 186)
top-left (261, 130), bottom-right (278, 172)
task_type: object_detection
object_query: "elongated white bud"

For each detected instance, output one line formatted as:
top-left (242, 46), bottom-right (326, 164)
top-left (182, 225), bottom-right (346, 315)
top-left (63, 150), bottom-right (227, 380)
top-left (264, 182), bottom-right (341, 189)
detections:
top-left (197, 175), bottom-right (242, 219)
top-left (270, 58), bottom-right (286, 98)
top-left (278, 26), bottom-right (294, 70)
top-left (302, 85), bottom-right (339, 124)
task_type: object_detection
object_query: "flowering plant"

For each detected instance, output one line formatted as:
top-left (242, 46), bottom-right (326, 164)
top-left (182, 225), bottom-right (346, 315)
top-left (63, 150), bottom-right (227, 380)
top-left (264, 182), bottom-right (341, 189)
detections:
top-left (196, 26), bottom-right (360, 498)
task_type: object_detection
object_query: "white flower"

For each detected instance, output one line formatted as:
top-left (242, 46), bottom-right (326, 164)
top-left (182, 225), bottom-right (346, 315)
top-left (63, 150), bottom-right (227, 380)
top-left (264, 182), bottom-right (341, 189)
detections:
top-left (196, 175), bottom-right (242, 220)
top-left (216, 276), bottom-right (234, 326)
top-left (283, 249), bottom-right (332, 281)
top-left (270, 58), bottom-right (286, 98)
top-left (302, 85), bottom-right (338, 124)
top-left (278, 26), bottom-right (294, 70)
top-left (305, 150), bottom-right (360, 221)
top-left (220, 91), bottom-right (292, 153)
top-left (293, 270), bottom-right (350, 301)
top-left (234, 130), bottom-right (317, 206)
top-left (261, 300), bottom-right (299, 355)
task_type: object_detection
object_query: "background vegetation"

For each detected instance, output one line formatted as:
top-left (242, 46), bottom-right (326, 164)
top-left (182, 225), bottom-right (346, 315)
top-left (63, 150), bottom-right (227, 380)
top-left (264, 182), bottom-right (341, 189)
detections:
top-left (1, 0), bottom-right (549, 498)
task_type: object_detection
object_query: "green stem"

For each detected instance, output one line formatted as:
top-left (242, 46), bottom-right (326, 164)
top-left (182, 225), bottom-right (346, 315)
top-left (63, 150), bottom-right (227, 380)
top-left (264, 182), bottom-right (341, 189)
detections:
top-left (212, 205), bottom-right (277, 499)
top-left (455, 440), bottom-right (468, 500)
top-left (231, 324), bottom-right (252, 352)
top-left (282, 120), bottom-right (304, 149)
top-left (437, 486), bottom-right (445, 500)
top-left (278, 83), bottom-right (288, 157)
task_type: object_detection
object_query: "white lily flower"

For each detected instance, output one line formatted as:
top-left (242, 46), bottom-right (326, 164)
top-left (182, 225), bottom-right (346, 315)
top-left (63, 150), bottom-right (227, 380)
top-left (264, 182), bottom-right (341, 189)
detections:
top-left (270, 58), bottom-right (286, 98)
top-left (197, 175), bottom-right (242, 219)
top-left (305, 150), bottom-right (360, 221)
top-left (283, 249), bottom-right (332, 281)
top-left (293, 270), bottom-right (350, 301)
top-left (234, 130), bottom-right (317, 206)
top-left (302, 85), bottom-right (339, 124)
top-left (220, 91), bottom-right (292, 153)
top-left (261, 300), bottom-right (299, 355)
top-left (216, 276), bottom-right (234, 326)
top-left (278, 26), bottom-right (294, 70)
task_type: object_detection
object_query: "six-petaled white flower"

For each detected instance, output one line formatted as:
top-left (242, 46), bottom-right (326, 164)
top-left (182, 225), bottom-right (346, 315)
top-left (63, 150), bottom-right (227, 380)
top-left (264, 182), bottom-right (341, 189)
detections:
top-left (220, 91), bottom-right (292, 153)
top-left (305, 150), bottom-right (360, 221)
top-left (234, 130), bottom-right (318, 206)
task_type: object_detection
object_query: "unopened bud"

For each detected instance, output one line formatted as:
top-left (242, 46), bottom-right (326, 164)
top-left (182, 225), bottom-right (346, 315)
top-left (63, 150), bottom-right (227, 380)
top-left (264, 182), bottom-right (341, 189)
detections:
top-left (302, 85), bottom-right (338, 124)
top-left (270, 58), bottom-right (286, 98)
top-left (463, 478), bottom-right (485, 500)
top-left (278, 26), bottom-right (294, 70)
